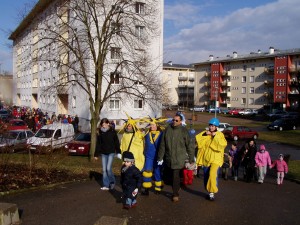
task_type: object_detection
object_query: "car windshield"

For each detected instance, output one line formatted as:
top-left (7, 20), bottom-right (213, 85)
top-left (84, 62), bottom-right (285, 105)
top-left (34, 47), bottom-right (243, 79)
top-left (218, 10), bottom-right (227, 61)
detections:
top-left (75, 133), bottom-right (91, 141)
top-left (35, 129), bottom-right (54, 138)
top-left (273, 120), bottom-right (283, 125)
top-left (225, 126), bottom-right (233, 131)
top-left (1, 131), bottom-right (19, 139)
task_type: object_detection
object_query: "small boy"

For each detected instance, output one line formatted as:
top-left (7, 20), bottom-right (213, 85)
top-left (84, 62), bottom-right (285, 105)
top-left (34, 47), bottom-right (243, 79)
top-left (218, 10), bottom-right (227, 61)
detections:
top-left (121, 151), bottom-right (142, 209)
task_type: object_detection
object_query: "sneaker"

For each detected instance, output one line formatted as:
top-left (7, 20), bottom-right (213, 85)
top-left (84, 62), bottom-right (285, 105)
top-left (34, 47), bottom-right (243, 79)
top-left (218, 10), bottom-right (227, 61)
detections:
top-left (234, 176), bottom-right (238, 181)
top-left (100, 187), bottom-right (110, 190)
top-left (206, 193), bottom-right (214, 201)
top-left (172, 196), bottom-right (179, 202)
top-left (110, 183), bottom-right (115, 190)
top-left (131, 202), bottom-right (137, 208)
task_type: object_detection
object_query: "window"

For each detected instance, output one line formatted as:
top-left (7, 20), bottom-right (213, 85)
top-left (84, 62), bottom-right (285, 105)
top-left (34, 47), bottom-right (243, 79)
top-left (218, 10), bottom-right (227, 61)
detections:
top-left (241, 87), bottom-right (246, 94)
top-left (242, 76), bottom-right (246, 83)
top-left (110, 99), bottom-right (120, 110)
top-left (135, 26), bottom-right (144, 39)
top-left (135, 2), bottom-right (145, 14)
top-left (249, 87), bottom-right (254, 94)
top-left (250, 76), bottom-right (254, 83)
top-left (111, 47), bottom-right (121, 60)
top-left (111, 22), bottom-right (122, 35)
top-left (242, 65), bottom-right (247, 71)
top-left (241, 98), bottom-right (246, 104)
top-left (249, 98), bottom-right (254, 105)
top-left (72, 96), bottom-right (76, 108)
top-left (250, 64), bottom-right (255, 71)
top-left (134, 99), bottom-right (143, 109)
top-left (110, 72), bottom-right (120, 84)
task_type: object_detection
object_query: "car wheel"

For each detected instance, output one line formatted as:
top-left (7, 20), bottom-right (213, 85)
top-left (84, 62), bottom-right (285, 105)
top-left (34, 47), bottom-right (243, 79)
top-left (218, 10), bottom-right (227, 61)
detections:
top-left (253, 135), bottom-right (258, 140)
top-left (292, 126), bottom-right (296, 130)
top-left (233, 136), bottom-right (238, 141)
top-left (279, 127), bottom-right (283, 131)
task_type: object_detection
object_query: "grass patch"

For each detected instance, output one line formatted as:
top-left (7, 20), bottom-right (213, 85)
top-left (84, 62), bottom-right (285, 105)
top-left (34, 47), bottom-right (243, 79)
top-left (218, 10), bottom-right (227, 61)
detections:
top-left (259, 130), bottom-right (300, 147)
top-left (286, 160), bottom-right (300, 181)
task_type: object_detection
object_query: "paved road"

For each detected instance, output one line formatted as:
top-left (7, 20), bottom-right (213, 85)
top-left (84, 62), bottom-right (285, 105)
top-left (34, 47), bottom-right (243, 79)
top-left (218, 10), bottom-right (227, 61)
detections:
top-left (1, 170), bottom-right (300, 225)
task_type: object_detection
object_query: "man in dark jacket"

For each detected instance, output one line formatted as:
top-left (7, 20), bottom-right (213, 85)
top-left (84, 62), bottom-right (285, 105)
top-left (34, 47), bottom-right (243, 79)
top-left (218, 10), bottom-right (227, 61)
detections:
top-left (157, 113), bottom-right (195, 202)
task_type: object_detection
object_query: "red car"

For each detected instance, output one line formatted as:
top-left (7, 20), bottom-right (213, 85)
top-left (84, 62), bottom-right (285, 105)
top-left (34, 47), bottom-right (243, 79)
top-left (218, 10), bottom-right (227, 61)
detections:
top-left (6, 119), bottom-right (29, 131)
top-left (222, 126), bottom-right (258, 141)
top-left (65, 132), bottom-right (91, 156)
top-left (229, 108), bottom-right (243, 116)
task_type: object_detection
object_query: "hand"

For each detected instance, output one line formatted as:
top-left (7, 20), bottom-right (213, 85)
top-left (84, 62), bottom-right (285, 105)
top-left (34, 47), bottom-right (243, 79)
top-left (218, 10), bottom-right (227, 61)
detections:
top-left (132, 188), bottom-right (138, 197)
top-left (94, 157), bottom-right (98, 161)
top-left (157, 160), bottom-right (163, 166)
top-left (116, 153), bottom-right (122, 159)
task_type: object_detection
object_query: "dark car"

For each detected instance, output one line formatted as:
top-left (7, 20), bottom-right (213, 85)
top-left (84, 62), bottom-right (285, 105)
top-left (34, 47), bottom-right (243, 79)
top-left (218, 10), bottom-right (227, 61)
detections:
top-left (267, 119), bottom-right (297, 131)
top-left (222, 126), bottom-right (259, 141)
top-left (65, 132), bottom-right (91, 156)
top-left (0, 130), bottom-right (35, 153)
top-left (0, 109), bottom-right (11, 121)
top-left (281, 112), bottom-right (300, 120)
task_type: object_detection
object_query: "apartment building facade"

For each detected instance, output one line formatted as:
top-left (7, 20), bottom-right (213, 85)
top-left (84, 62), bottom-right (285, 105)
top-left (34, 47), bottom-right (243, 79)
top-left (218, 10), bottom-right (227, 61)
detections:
top-left (0, 74), bottom-right (13, 106)
top-left (194, 47), bottom-right (300, 111)
top-left (9, 0), bottom-right (164, 129)
top-left (162, 62), bottom-right (195, 108)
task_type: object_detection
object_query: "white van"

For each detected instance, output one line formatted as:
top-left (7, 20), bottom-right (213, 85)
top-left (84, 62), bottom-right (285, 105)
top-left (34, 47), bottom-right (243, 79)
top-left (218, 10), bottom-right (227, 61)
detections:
top-left (27, 123), bottom-right (75, 152)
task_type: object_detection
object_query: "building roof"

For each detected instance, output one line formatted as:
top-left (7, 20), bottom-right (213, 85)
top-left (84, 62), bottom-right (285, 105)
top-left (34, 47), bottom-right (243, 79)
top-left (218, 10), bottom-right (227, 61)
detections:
top-left (193, 48), bottom-right (300, 66)
top-left (9, 0), bottom-right (52, 40)
top-left (163, 62), bottom-right (194, 70)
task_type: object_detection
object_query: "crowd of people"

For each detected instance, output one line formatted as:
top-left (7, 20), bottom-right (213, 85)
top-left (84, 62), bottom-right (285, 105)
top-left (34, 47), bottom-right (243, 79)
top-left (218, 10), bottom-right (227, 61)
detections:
top-left (93, 112), bottom-right (289, 210)
top-left (0, 106), bottom-right (80, 133)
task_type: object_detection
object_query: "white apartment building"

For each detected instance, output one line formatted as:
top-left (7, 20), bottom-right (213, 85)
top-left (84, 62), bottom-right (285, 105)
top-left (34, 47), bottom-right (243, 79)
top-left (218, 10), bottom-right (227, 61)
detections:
top-left (194, 47), bottom-right (300, 111)
top-left (9, 0), bottom-right (164, 129)
top-left (162, 62), bottom-right (195, 108)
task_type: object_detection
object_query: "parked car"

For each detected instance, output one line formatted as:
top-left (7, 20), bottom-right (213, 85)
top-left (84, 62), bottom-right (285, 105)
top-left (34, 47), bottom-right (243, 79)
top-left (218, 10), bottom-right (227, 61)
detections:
top-left (267, 119), bottom-right (297, 131)
top-left (222, 125), bottom-right (259, 141)
top-left (189, 106), bottom-right (206, 112)
top-left (281, 112), bottom-right (300, 120)
top-left (267, 110), bottom-right (288, 120)
top-left (0, 109), bottom-right (11, 121)
top-left (229, 108), bottom-right (243, 116)
top-left (218, 123), bottom-right (231, 132)
top-left (238, 109), bottom-right (258, 116)
top-left (65, 132), bottom-right (91, 156)
top-left (27, 123), bottom-right (75, 152)
top-left (220, 108), bottom-right (231, 114)
top-left (207, 107), bottom-right (221, 113)
top-left (5, 119), bottom-right (29, 131)
top-left (0, 130), bottom-right (35, 153)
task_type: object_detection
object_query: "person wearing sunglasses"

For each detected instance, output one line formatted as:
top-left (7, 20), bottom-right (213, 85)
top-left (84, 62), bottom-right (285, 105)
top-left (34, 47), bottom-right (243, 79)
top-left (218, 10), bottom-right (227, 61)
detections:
top-left (195, 117), bottom-right (227, 201)
top-left (157, 113), bottom-right (195, 202)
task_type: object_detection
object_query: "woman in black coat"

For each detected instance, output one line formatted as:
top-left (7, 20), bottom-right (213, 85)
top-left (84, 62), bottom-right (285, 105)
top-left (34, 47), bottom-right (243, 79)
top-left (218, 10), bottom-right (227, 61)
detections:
top-left (94, 118), bottom-right (121, 190)
top-left (240, 139), bottom-right (258, 182)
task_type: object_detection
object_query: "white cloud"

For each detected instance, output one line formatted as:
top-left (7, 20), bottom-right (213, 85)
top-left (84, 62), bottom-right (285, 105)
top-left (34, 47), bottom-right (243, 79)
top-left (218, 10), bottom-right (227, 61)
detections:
top-left (164, 0), bottom-right (300, 64)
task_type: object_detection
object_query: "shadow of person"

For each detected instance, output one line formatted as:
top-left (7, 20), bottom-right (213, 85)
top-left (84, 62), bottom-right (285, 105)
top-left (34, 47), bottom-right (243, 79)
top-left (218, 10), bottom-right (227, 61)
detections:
top-left (89, 171), bottom-right (102, 186)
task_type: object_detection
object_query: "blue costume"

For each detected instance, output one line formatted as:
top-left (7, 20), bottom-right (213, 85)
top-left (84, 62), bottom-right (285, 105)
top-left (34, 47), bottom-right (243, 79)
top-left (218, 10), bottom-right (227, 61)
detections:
top-left (142, 130), bottom-right (164, 193)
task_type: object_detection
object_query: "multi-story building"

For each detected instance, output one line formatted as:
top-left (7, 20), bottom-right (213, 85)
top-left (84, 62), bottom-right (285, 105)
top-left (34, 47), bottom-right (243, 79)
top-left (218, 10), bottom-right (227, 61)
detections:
top-left (162, 62), bottom-right (195, 108)
top-left (194, 47), bottom-right (300, 111)
top-left (8, 0), bottom-right (164, 129)
top-left (0, 74), bottom-right (13, 106)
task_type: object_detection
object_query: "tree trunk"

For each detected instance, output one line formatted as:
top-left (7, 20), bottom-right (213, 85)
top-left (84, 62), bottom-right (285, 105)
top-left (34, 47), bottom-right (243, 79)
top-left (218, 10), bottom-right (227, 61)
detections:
top-left (89, 116), bottom-right (98, 161)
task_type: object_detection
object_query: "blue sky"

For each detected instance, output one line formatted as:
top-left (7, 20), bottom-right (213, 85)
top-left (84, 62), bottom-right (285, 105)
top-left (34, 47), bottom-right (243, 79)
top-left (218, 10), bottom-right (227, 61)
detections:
top-left (1, 0), bottom-right (300, 73)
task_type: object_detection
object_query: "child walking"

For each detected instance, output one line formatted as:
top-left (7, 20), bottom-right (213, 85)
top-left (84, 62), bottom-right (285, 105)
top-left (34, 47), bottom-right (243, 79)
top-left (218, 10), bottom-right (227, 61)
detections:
top-left (255, 144), bottom-right (272, 184)
top-left (228, 143), bottom-right (240, 181)
top-left (271, 154), bottom-right (288, 185)
top-left (183, 160), bottom-right (196, 185)
top-left (120, 151), bottom-right (142, 209)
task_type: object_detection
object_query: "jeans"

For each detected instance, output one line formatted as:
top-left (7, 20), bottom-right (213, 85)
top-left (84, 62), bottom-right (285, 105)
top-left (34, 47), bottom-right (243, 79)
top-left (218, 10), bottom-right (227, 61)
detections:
top-left (101, 153), bottom-right (115, 188)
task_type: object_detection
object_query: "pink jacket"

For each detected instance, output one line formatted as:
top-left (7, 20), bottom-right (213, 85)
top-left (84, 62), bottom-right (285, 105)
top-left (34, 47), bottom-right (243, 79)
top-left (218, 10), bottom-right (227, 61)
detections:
top-left (271, 160), bottom-right (288, 173)
top-left (255, 150), bottom-right (271, 167)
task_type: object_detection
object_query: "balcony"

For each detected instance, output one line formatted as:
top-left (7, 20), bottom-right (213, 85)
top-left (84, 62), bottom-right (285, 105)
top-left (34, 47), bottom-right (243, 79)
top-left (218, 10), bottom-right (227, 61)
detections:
top-left (178, 84), bottom-right (187, 88)
top-left (227, 92), bottom-right (231, 97)
top-left (264, 80), bottom-right (273, 86)
top-left (204, 91), bottom-right (209, 96)
top-left (204, 71), bottom-right (211, 77)
top-left (264, 66), bottom-right (274, 74)
top-left (178, 75), bottom-right (188, 81)
top-left (32, 87), bottom-right (38, 94)
top-left (187, 83), bottom-right (194, 88)
top-left (221, 81), bottom-right (231, 86)
top-left (288, 78), bottom-right (299, 86)
top-left (222, 70), bottom-right (232, 76)
top-left (289, 89), bottom-right (299, 95)
top-left (188, 74), bottom-right (195, 81)
top-left (204, 82), bottom-right (210, 87)
top-left (263, 92), bottom-right (269, 97)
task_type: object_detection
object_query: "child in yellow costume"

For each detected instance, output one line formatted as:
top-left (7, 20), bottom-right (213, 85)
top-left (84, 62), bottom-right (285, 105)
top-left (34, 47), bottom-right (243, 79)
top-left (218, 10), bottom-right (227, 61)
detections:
top-left (196, 118), bottom-right (227, 201)
top-left (120, 114), bottom-right (145, 171)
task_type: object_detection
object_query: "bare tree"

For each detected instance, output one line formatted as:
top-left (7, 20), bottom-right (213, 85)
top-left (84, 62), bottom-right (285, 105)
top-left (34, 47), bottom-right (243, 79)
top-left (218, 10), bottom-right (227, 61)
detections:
top-left (31, 0), bottom-right (163, 158)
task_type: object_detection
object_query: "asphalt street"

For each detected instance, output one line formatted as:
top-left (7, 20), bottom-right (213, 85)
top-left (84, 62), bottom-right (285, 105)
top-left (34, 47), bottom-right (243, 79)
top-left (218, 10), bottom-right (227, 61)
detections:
top-left (1, 167), bottom-right (300, 225)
